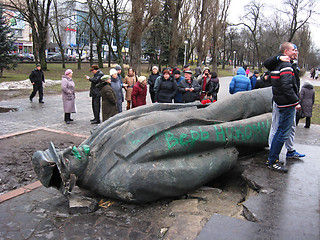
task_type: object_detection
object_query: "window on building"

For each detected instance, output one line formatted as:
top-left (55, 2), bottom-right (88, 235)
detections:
top-left (13, 29), bottom-right (23, 38)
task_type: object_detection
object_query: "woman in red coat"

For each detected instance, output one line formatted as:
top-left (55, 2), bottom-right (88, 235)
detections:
top-left (132, 76), bottom-right (147, 108)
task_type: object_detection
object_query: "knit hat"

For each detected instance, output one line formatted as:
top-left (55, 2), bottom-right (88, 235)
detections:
top-left (303, 80), bottom-right (312, 86)
top-left (163, 69), bottom-right (170, 75)
top-left (183, 64), bottom-right (189, 68)
top-left (184, 70), bottom-right (193, 75)
top-left (110, 68), bottom-right (117, 76)
top-left (203, 67), bottom-right (210, 73)
top-left (101, 75), bottom-right (111, 81)
top-left (90, 65), bottom-right (99, 71)
top-left (138, 76), bottom-right (146, 83)
top-left (115, 65), bottom-right (122, 70)
top-left (174, 70), bottom-right (181, 75)
top-left (65, 69), bottom-right (73, 75)
top-left (211, 71), bottom-right (217, 78)
top-left (152, 66), bottom-right (158, 71)
top-left (36, 63), bottom-right (41, 67)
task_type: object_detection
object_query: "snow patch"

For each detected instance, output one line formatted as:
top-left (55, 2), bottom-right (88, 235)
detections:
top-left (0, 79), bottom-right (61, 90)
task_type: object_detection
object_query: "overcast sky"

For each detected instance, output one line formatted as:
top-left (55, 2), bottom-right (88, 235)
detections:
top-left (228, 0), bottom-right (320, 48)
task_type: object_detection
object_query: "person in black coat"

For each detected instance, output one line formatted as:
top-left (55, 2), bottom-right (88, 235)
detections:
top-left (96, 75), bottom-right (118, 122)
top-left (154, 69), bottom-right (178, 103)
top-left (85, 65), bottom-right (104, 124)
top-left (148, 66), bottom-right (160, 103)
top-left (265, 42), bottom-right (301, 173)
top-left (205, 71), bottom-right (219, 101)
top-left (253, 71), bottom-right (271, 89)
top-left (29, 63), bottom-right (45, 103)
top-left (178, 70), bottom-right (201, 103)
top-left (298, 81), bottom-right (315, 128)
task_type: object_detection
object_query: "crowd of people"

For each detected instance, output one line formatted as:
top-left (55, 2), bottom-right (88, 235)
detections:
top-left (28, 42), bottom-right (316, 174)
top-left (50, 64), bottom-right (220, 125)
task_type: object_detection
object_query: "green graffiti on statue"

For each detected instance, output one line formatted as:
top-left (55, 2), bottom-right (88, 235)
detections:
top-left (165, 127), bottom-right (209, 150)
top-left (127, 120), bottom-right (270, 152)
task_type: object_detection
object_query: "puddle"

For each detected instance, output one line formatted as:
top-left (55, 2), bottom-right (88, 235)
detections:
top-left (0, 107), bottom-right (19, 113)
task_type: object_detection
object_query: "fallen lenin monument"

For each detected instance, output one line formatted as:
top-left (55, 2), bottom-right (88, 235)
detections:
top-left (32, 88), bottom-right (273, 203)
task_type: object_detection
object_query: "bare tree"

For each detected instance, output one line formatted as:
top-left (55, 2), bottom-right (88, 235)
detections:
top-left (167, 0), bottom-right (183, 66)
top-left (130, 0), bottom-right (160, 74)
top-left (195, 0), bottom-right (209, 66)
top-left (282, 0), bottom-right (316, 42)
top-left (235, 0), bottom-right (264, 71)
top-left (208, 0), bottom-right (230, 72)
top-left (292, 24), bottom-right (312, 69)
top-left (49, 0), bottom-right (68, 68)
top-left (5, 0), bottom-right (52, 70)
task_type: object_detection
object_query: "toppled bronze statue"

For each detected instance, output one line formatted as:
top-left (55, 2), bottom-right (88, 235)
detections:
top-left (32, 88), bottom-right (272, 203)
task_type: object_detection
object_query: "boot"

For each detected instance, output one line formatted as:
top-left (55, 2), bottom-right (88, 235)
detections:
top-left (127, 101), bottom-right (131, 110)
top-left (65, 113), bottom-right (71, 124)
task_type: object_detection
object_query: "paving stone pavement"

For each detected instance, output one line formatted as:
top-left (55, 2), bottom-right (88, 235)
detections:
top-left (1, 73), bottom-right (320, 240)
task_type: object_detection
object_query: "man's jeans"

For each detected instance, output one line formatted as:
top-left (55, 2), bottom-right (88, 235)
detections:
top-left (268, 106), bottom-right (296, 163)
top-left (268, 102), bottom-right (296, 152)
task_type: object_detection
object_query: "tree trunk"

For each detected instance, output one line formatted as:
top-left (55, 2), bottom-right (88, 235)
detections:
top-left (169, 16), bottom-right (180, 66)
top-left (130, 36), bottom-right (142, 75)
top-left (59, 46), bottom-right (66, 69)
top-left (196, 0), bottom-right (208, 66)
top-left (97, 39), bottom-right (103, 69)
top-left (38, 26), bottom-right (48, 70)
top-left (108, 47), bottom-right (111, 67)
top-left (130, 0), bottom-right (144, 75)
top-left (211, 41), bottom-right (218, 72)
top-left (168, 0), bottom-right (182, 67)
top-left (39, 44), bottom-right (47, 71)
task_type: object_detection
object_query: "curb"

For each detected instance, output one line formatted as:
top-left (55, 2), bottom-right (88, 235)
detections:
top-left (0, 181), bottom-right (42, 203)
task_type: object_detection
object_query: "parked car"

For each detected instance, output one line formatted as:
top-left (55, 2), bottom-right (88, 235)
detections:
top-left (47, 53), bottom-right (76, 62)
top-left (67, 54), bottom-right (76, 62)
top-left (46, 52), bottom-right (56, 59)
top-left (21, 53), bottom-right (34, 61)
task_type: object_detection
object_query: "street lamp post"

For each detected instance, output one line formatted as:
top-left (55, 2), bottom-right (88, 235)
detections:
top-left (184, 40), bottom-right (188, 66)
top-left (233, 51), bottom-right (236, 74)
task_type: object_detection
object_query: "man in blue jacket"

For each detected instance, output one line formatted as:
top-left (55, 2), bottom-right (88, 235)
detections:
top-left (229, 67), bottom-right (252, 94)
top-left (173, 70), bottom-right (184, 103)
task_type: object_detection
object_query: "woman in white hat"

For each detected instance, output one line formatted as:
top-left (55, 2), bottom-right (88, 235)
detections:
top-left (132, 76), bottom-right (147, 108)
top-left (110, 68), bottom-right (124, 113)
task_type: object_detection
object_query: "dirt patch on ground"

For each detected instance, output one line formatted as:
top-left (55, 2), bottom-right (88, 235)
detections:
top-left (0, 130), bottom-right (86, 194)
top-left (0, 128), bottom-right (255, 238)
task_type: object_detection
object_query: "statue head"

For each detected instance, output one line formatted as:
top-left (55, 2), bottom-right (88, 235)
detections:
top-left (32, 142), bottom-right (90, 195)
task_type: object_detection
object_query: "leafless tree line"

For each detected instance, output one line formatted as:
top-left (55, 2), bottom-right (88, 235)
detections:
top-left (3, 0), bottom-right (319, 72)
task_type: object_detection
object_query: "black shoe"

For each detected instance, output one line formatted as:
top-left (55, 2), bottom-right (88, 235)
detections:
top-left (65, 121), bottom-right (71, 124)
top-left (267, 161), bottom-right (288, 173)
top-left (91, 120), bottom-right (100, 124)
top-left (39, 100), bottom-right (44, 103)
top-left (29, 98), bottom-right (33, 102)
top-left (266, 159), bottom-right (283, 166)
top-left (90, 119), bottom-right (96, 122)
top-left (69, 119), bottom-right (74, 121)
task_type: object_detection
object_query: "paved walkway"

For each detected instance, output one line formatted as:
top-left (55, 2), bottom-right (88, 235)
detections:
top-left (0, 73), bottom-right (319, 239)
